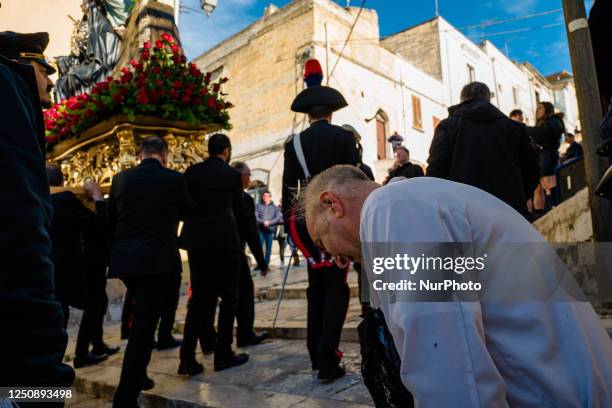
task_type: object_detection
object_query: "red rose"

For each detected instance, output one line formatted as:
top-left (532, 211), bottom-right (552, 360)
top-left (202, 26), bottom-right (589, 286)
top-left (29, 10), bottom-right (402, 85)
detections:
top-left (121, 71), bottom-right (133, 83)
top-left (172, 54), bottom-right (180, 64)
top-left (161, 33), bottom-right (173, 42)
top-left (220, 77), bottom-right (229, 83)
top-left (212, 83), bottom-right (220, 93)
top-left (199, 88), bottom-right (208, 96)
top-left (192, 96), bottom-right (202, 105)
top-left (155, 40), bottom-right (163, 49)
top-left (171, 44), bottom-right (179, 54)
top-left (169, 89), bottom-right (179, 100)
top-left (60, 126), bottom-right (70, 136)
top-left (173, 80), bottom-right (183, 89)
top-left (156, 79), bottom-right (163, 87)
top-left (207, 97), bottom-right (216, 108)
top-left (130, 58), bottom-right (139, 67)
top-left (77, 93), bottom-right (89, 101)
top-left (181, 55), bottom-right (186, 63)
top-left (85, 109), bottom-right (95, 118)
top-left (137, 89), bottom-right (149, 105)
top-left (112, 92), bottom-right (123, 103)
top-left (181, 95), bottom-right (191, 105)
top-left (141, 51), bottom-right (150, 61)
top-left (204, 73), bottom-right (211, 84)
top-left (45, 134), bottom-right (59, 144)
top-left (164, 69), bottom-right (173, 78)
top-left (216, 103), bottom-right (223, 111)
top-left (143, 41), bottom-right (151, 50)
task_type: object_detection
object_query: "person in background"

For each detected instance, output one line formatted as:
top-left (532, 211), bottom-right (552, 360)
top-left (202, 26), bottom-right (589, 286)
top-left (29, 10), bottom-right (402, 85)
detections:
top-left (46, 165), bottom-right (118, 368)
top-left (232, 161), bottom-right (270, 348)
top-left (561, 133), bottom-right (584, 164)
top-left (384, 146), bottom-right (424, 184)
top-left (427, 82), bottom-right (539, 219)
top-left (387, 131), bottom-right (404, 151)
top-left (342, 124), bottom-right (375, 181)
top-left (256, 191), bottom-right (283, 266)
top-left (527, 101), bottom-right (565, 214)
top-left (0, 31), bottom-right (74, 394)
top-left (109, 136), bottom-right (188, 405)
top-left (510, 109), bottom-right (524, 124)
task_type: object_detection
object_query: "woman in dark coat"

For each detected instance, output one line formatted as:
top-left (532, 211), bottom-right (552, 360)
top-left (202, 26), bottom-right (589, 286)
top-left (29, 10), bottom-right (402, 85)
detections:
top-left (527, 101), bottom-right (565, 212)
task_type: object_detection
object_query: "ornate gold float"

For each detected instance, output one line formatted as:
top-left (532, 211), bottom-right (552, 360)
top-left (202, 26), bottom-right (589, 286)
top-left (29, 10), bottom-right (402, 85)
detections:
top-left (47, 114), bottom-right (219, 189)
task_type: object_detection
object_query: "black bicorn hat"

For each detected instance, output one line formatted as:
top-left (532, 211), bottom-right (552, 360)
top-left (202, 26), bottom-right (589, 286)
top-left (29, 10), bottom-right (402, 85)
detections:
top-left (0, 31), bottom-right (56, 74)
top-left (291, 59), bottom-right (348, 114)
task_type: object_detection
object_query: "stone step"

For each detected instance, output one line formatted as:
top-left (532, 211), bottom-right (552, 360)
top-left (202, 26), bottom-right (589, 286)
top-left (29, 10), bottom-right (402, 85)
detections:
top-left (68, 330), bottom-right (373, 408)
top-left (262, 281), bottom-right (360, 300)
top-left (175, 297), bottom-right (363, 343)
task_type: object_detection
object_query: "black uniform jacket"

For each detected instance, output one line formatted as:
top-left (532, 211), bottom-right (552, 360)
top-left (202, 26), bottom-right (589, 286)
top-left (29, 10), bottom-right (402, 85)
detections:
top-left (181, 155), bottom-right (247, 253)
top-left (108, 159), bottom-right (187, 279)
top-left (0, 57), bottom-right (75, 387)
top-left (427, 99), bottom-right (539, 217)
top-left (282, 120), bottom-right (359, 266)
top-left (50, 191), bottom-right (108, 308)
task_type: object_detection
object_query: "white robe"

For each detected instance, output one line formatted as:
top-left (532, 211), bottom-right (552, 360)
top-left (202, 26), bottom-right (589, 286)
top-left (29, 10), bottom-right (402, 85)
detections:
top-left (360, 177), bottom-right (612, 407)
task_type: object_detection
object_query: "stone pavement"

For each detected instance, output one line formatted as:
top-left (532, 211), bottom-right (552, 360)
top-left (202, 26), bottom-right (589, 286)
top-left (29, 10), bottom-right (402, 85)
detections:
top-left (65, 323), bottom-right (373, 407)
top-left (64, 254), bottom-right (372, 407)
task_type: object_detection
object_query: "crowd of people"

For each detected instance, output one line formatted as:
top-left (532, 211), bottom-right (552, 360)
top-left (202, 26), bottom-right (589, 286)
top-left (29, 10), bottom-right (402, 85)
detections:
top-left (1, 2), bottom-right (611, 404)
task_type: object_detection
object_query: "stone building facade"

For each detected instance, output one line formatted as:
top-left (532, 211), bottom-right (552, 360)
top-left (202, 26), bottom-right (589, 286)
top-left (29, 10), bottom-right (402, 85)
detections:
top-left (193, 0), bottom-right (580, 198)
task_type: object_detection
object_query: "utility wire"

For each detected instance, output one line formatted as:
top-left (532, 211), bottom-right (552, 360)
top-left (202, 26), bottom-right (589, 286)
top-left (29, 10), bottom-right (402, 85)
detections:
top-left (328, 0), bottom-right (367, 82)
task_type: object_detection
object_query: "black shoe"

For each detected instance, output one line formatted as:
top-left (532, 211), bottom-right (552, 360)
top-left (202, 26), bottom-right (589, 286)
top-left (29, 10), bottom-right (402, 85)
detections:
top-left (214, 352), bottom-right (249, 371)
top-left (237, 332), bottom-right (268, 348)
top-left (318, 366), bottom-right (346, 384)
top-left (74, 353), bottom-right (108, 369)
top-left (141, 376), bottom-right (155, 391)
top-left (178, 360), bottom-right (204, 376)
top-left (91, 343), bottom-right (120, 356)
top-left (157, 336), bottom-right (182, 350)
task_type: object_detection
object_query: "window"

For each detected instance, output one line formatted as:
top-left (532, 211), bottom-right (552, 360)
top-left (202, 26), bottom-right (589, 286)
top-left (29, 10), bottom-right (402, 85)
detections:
top-left (412, 95), bottom-right (423, 131)
top-left (467, 64), bottom-right (476, 82)
top-left (513, 86), bottom-right (519, 105)
top-left (433, 116), bottom-right (441, 130)
top-left (376, 113), bottom-right (388, 160)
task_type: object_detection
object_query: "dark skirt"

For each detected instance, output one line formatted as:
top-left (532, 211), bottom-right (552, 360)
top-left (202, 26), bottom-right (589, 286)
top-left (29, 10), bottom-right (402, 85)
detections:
top-left (538, 148), bottom-right (559, 177)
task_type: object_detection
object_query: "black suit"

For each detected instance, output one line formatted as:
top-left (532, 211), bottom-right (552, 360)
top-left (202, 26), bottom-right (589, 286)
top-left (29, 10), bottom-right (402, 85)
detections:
top-left (282, 120), bottom-right (358, 376)
top-left (109, 158), bottom-right (187, 406)
top-left (180, 156), bottom-right (246, 362)
top-left (237, 192), bottom-right (268, 344)
top-left (50, 191), bottom-right (109, 360)
top-left (0, 57), bottom-right (74, 391)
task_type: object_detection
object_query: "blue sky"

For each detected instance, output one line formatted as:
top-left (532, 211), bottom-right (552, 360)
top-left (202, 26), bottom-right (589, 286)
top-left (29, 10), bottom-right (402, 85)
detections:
top-left (179, 0), bottom-right (592, 76)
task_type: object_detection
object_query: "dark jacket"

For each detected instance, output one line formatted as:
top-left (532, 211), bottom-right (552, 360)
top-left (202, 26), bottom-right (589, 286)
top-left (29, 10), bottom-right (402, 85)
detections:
top-left (0, 57), bottom-right (74, 387)
top-left (427, 99), bottom-right (539, 217)
top-left (562, 142), bottom-right (584, 164)
top-left (50, 191), bottom-right (108, 308)
top-left (108, 159), bottom-right (187, 279)
top-left (282, 120), bottom-right (360, 221)
top-left (255, 201), bottom-right (283, 232)
top-left (241, 192), bottom-right (267, 270)
top-left (386, 162), bottom-right (424, 184)
top-left (282, 120), bottom-right (360, 266)
top-left (182, 155), bottom-right (246, 252)
top-left (527, 115), bottom-right (565, 151)
top-left (590, 0), bottom-right (612, 106)
top-left (359, 162), bottom-right (375, 181)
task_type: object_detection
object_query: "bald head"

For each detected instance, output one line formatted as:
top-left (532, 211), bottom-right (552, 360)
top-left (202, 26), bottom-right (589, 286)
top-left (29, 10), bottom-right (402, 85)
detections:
top-left (301, 165), bottom-right (379, 263)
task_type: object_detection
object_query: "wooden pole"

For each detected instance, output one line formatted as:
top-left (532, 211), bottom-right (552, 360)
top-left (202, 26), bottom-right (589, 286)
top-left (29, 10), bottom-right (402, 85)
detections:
top-left (562, 0), bottom-right (612, 243)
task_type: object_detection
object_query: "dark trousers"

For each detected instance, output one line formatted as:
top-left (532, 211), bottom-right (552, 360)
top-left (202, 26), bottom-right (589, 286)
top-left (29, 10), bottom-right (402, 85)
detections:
top-left (113, 275), bottom-right (170, 407)
top-left (120, 272), bottom-right (181, 341)
top-left (180, 250), bottom-right (240, 362)
top-left (277, 236), bottom-right (287, 263)
top-left (75, 282), bottom-right (109, 358)
top-left (236, 253), bottom-right (255, 344)
top-left (306, 263), bottom-right (350, 375)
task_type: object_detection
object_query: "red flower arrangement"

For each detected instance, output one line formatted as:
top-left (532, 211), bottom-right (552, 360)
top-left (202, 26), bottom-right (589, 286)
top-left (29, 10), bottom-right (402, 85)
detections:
top-left (44, 33), bottom-right (232, 146)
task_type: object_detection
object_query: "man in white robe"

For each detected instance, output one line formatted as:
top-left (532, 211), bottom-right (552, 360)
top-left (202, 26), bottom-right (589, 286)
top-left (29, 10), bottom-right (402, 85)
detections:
top-left (302, 165), bottom-right (612, 407)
